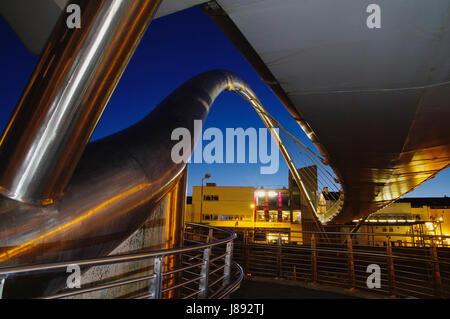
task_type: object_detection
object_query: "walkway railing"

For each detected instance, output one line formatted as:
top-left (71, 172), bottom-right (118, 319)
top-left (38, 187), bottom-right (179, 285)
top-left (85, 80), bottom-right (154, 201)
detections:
top-left (229, 228), bottom-right (450, 298)
top-left (0, 223), bottom-right (243, 299)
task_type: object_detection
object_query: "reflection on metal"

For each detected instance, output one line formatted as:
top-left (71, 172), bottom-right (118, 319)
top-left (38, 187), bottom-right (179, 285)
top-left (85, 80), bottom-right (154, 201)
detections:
top-left (0, 224), bottom-right (243, 299)
top-left (0, 0), bottom-right (161, 205)
top-left (203, 1), bottom-right (450, 223)
top-left (0, 69), bottom-right (332, 297)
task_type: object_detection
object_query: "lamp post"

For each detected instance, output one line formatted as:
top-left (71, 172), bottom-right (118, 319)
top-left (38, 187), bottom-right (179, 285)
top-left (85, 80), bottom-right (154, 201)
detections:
top-left (200, 174), bottom-right (211, 222)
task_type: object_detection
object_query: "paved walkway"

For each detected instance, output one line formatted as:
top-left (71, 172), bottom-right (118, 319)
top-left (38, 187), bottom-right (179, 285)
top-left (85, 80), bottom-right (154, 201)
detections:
top-left (231, 278), bottom-right (359, 299)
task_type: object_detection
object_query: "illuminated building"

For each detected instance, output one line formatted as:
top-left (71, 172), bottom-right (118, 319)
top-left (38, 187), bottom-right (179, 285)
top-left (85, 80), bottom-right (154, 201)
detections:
top-left (349, 197), bottom-right (450, 246)
top-left (185, 183), bottom-right (299, 230)
top-left (186, 178), bottom-right (450, 247)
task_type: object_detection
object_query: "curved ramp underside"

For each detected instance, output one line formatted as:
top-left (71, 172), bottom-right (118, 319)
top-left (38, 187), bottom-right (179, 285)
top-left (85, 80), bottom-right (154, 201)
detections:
top-left (2, 0), bottom-right (450, 223)
top-left (203, 0), bottom-right (450, 222)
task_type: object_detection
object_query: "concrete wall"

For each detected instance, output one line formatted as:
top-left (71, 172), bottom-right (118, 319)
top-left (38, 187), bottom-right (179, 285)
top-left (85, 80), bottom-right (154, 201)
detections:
top-left (67, 170), bottom-right (187, 299)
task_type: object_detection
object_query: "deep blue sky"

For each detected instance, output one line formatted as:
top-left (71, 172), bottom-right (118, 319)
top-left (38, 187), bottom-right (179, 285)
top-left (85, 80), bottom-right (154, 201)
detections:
top-left (0, 5), bottom-right (448, 197)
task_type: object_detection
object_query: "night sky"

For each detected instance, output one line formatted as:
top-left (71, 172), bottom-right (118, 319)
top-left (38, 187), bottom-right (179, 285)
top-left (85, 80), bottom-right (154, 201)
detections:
top-left (0, 5), bottom-right (448, 197)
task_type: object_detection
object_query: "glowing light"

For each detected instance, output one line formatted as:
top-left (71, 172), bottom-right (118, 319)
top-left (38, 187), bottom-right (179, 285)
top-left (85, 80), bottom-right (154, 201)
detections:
top-left (268, 191), bottom-right (277, 197)
top-left (0, 183), bottom-right (149, 262)
top-left (250, 204), bottom-right (255, 209)
top-left (256, 191), bottom-right (265, 197)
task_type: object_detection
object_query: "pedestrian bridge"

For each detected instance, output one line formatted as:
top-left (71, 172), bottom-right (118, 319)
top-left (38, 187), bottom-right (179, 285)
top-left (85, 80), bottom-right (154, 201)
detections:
top-left (0, 1), bottom-right (448, 298)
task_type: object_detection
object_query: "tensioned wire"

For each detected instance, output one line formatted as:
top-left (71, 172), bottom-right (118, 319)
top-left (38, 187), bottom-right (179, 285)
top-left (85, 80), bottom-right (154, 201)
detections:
top-left (255, 109), bottom-right (341, 202)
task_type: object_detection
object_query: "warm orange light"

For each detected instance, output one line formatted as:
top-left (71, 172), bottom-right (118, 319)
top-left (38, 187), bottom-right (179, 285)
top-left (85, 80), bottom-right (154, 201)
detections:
top-left (0, 183), bottom-right (149, 262)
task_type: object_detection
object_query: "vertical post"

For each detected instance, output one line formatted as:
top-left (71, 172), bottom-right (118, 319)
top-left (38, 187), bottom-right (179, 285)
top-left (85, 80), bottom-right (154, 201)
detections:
top-left (244, 230), bottom-right (250, 274)
top-left (386, 236), bottom-right (396, 298)
top-left (277, 233), bottom-right (283, 278)
top-left (150, 256), bottom-right (164, 299)
top-left (207, 228), bottom-right (214, 243)
top-left (347, 234), bottom-right (356, 290)
top-left (223, 242), bottom-right (233, 287)
top-left (311, 234), bottom-right (318, 283)
top-left (200, 178), bottom-right (204, 222)
top-left (0, 276), bottom-right (6, 299)
top-left (430, 238), bottom-right (443, 297)
top-left (198, 247), bottom-right (211, 298)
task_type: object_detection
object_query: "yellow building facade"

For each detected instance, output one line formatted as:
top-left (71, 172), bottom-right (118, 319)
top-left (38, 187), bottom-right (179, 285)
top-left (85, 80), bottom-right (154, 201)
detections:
top-left (185, 184), bottom-right (302, 232)
top-left (356, 197), bottom-right (450, 246)
top-left (185, 182), bottom-right (450, 247)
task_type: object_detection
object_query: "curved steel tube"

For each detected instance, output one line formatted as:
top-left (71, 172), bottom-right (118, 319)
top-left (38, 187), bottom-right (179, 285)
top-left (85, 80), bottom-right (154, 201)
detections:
top-left (0, 0), bottom-right (161, 205)
top-left (0, 70), bottom-right (341, 297)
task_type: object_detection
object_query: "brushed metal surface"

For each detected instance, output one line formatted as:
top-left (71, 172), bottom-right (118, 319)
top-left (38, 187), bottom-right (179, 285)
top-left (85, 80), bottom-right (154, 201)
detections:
top-left (0, 70), bottom-right (253, 297)
top-left (0, 0), bottom-right (161, 205)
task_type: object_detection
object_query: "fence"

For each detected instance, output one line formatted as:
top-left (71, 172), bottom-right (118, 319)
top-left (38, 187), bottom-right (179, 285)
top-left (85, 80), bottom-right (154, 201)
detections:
top-left (0, 223), bottom-right (243, 299)
top-left (229, 228), bottom-right (450, 298)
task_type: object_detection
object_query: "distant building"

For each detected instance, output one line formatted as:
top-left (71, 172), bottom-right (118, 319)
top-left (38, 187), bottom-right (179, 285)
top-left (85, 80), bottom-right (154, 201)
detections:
top-left (352, 197), bottom-right (450, 246)
top-left (185, 183), bottom-right (304, 244)
top-left (184, 175), bottom-right (450, 246)
top-left (186, 185), bottom-right (255, 226)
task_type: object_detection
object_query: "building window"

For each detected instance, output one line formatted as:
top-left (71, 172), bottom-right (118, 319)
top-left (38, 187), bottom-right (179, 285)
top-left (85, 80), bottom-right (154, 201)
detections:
top-left (203, 195), bottom-right (219, 201)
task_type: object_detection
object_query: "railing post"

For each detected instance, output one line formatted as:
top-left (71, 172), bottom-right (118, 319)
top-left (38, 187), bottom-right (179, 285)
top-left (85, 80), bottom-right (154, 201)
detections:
top-left (347, 234), bottom-right (356, 290)
top-left (198, 247), bottom-right (211, 299)
top-left (207, 228), bottom-right (214, 243)
top-left (386, 236), bottom-right (396, 298)
top-left (0, 276), bottom-right (6, 299)
top-left (430, 237), bottom-right (443, 297)
top-left (244, 230), bottom-right (250, 274)
top-left (223, 242), bottom-right (233, 288)
top-left (277, 234), bottom-right (283, 278)
top-left (149, 256), bottom-right (164, 299)
top-left (311, 234), bottom-right (318, 283)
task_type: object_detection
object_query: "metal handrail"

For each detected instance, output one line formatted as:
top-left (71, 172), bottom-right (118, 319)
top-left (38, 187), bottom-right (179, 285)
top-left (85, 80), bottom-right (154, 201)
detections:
top-left (229, 227), bottom-right (450, 299)
top-left (0, 223), bottom-right (243, 299)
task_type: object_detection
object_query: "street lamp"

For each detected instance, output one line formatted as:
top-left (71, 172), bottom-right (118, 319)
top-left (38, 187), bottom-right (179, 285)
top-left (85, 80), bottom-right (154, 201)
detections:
top-left (200, 174), bottom-right (211, 222)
